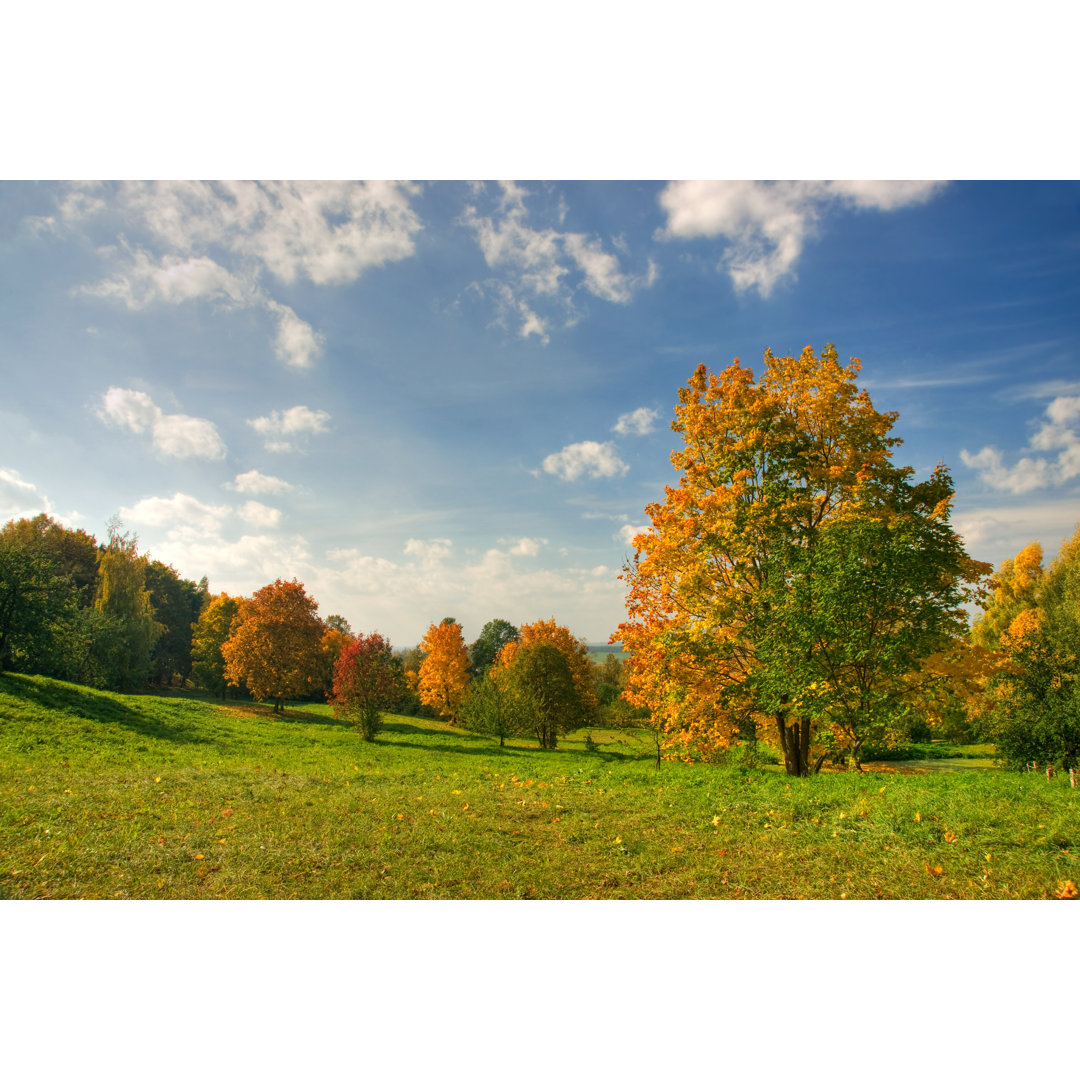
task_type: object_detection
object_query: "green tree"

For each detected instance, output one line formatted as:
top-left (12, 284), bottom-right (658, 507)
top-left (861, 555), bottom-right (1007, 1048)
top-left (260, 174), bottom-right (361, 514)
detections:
top-left (93, 523), bottom-right (163, 691)
top-left (191, 593), bottom-right (243, 698)
top-left (460, 669), bottom-right (516, 747)
top-left (146, 560), bottom-right (207, 687)
top-left (0, 540), bottom-right (70, 673)
top-left (469, 618), bottom-right (519, 675)
top-left (503, 641), bottom-right (586, 749)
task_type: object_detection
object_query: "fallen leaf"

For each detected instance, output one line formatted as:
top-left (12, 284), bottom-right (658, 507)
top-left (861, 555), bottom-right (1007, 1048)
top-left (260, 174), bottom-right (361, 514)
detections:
top-left (926, 864), bottom-right (943, 877)
top-left (194, 854), bottom-right (205, 861)
top-left (1055, 880), bottom-right (1078, 900)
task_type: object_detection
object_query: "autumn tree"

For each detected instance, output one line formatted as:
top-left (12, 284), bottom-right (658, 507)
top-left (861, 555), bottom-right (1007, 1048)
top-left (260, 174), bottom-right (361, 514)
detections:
top-left (414, 619), bottom-right (470, 723)
top-left (191, 593), bottom-right (243, 699)
top-left (317, 623), bottom-right (353, 700)
top-left (221, 579), bottom-right (324, 712)
top-left (983, 528), bottom-right (1080, 769)
top-left (617, 345), bottom-right (989, 776)
top-left (330, 632), bottom-right (403, 741)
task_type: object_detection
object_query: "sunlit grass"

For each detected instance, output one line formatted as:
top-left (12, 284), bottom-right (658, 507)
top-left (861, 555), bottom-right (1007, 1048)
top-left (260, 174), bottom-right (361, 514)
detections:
top-left (1, 673), bottom-right (1076, 899)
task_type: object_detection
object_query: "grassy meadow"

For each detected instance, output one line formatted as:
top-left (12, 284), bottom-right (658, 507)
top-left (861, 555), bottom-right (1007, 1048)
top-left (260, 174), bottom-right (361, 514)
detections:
top-left (1, 671), bottom-right (1077, 900)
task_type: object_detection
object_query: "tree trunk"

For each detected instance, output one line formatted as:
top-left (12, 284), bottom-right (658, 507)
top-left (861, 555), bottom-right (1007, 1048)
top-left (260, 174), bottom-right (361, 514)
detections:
top-left (776, 712), bottom-right (809, 777)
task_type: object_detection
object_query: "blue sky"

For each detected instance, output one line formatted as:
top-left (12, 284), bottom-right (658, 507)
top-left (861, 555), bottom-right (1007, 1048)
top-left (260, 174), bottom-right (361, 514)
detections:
top-left (2, 180), bottom-right (1079, 646)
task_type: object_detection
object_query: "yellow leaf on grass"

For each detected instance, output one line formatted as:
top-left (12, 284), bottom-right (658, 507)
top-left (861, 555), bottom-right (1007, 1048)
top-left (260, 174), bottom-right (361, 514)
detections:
top-left (154, 777), bottom-right (162, 783)
top-left (915, 812), bottom-right (921, 823)
top-left (926, 864), bottom-right (943, 877)
top-left (194, 854), bottom-right (205, 860)
top-left (1055, 880), bottom-right (1078, 900)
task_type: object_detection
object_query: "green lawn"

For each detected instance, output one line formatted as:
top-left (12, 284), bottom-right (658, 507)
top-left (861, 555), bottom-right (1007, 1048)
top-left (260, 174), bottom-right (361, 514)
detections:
top-left (1, 672), bottom-right (1076, 899)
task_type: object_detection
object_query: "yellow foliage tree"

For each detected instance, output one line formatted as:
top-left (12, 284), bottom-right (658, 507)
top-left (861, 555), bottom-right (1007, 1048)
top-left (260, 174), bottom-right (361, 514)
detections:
top-left (617, 345), bottom-right (989, 775)
top-left (415, 619), bottom-right (470, 723)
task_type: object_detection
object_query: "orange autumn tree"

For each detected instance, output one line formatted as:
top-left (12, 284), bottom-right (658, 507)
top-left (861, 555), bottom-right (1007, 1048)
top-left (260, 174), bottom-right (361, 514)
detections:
top-left (414, 618), bottom-right (470, 723)
top-left (221, 578), bottom-right (325, 713)
top-left (495, 617), bottom-right (598, 718)
top-left (617, 344), bottom-right (989, 776)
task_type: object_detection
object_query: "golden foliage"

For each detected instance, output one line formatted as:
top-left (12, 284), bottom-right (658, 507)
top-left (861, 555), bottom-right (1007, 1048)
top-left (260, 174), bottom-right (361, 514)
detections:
top-left (416, 621), bottom-right (470, 723)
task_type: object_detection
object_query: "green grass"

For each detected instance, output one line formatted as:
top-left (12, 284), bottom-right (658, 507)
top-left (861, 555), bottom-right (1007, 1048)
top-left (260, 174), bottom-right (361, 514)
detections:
top-left (2, 672), bottom-right (1077, 899)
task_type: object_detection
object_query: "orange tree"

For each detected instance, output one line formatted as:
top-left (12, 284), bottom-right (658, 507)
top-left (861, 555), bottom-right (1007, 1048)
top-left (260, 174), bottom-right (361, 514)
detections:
top-left (414, 619), bottom-right (470, 723)
top-left (221, 579), bottom-right (325, 712)
top-left (617, 344), bottom-right (989, 776)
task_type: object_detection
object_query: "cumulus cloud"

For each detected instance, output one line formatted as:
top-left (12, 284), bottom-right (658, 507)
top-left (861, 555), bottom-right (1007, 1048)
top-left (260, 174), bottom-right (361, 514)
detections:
top-left (120, 492), bottom-right (230, 532)
top-left (97, 388), bottom-right (226, 460)
top-left (505, 537), bottom-right (547, 557)
top-left (616, 523), bottom-right (645, 545)
top-left (58, 180), bottom-right (422, 368)
top-left (248, 405), bottom-right (331, 452)
top-left (317, 539), bottom-right (626, 646)
top-left (228, 470), bottom-right (294, 496)
top-left (613, 407), bottom-right (659, 436)
top-left (961, 395), bottom-right (1080, 493)
top-left (237, 500), bottom-right (282, 529)
top-left (461, 181), bottom-right (655, 342)
top-left (542, 441), bottom-right (629, 482)
top-left (657, 180), bottom-right (948, 297)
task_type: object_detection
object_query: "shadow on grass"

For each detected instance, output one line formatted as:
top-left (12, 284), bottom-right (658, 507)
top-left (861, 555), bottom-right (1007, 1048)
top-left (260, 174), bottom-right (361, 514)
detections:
top-left (2, 674), bottom-right (212, 745)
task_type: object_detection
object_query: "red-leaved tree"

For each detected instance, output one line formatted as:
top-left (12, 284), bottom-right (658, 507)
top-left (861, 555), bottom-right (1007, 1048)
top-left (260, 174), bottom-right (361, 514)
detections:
top-left (330, 632), bottom-right (403, 741)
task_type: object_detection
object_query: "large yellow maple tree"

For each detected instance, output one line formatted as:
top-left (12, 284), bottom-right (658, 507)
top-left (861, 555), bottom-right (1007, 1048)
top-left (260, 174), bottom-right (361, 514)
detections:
top-left (617, 345), bottom-right (988, 775)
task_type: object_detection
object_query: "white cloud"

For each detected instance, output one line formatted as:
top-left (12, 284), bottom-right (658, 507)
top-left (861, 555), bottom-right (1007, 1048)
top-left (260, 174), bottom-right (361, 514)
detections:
top-left (613, 407), bottom-right (659, 436)
top-left (237, 500), bottom-right (282, 529)
top-left (657, 180), bottom-right (947, 297)
top-left (97, 388), bottom-right (226, 460)
top-left (616, 523), bottom-right (645, 545)
top-left (120, 492), bottom-right (230, 532)
top-left (266, 299), bottom-right (325, 369)
top-left (317, 539), bottom-right (626, 646)
top-left (248, 405), bottom-right (331, 452)
top-left (82, 251), bottom-right (253, 310)
top-left (542, 441), bottom-right (629, 482)
top-left (461, 181), bottom-right (654, 342)
top-left (962, 395), bottom-right (1080, 493)
top-left (0, 467), bottom-right (52, 523)
top-left (505, 537), bottom-right (547, 557)
top-left (403, 537), bottom-right (453, 566)
top-left (59, 180), bottom-right (423, 368)
top-left (228, 470), bottom-right (294, 496)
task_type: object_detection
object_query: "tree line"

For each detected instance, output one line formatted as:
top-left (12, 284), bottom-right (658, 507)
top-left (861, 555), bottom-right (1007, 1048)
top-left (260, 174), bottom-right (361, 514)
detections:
top-left (0, 516), bottom-right (627, 746)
